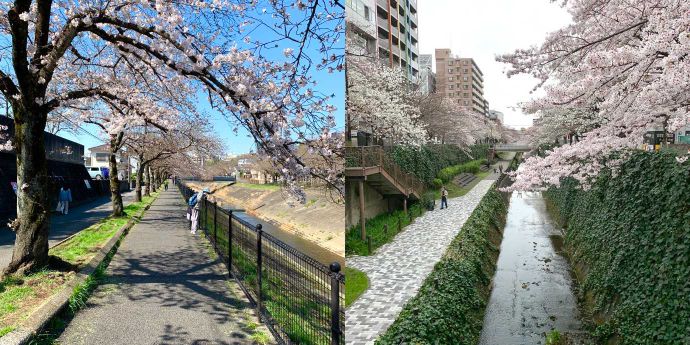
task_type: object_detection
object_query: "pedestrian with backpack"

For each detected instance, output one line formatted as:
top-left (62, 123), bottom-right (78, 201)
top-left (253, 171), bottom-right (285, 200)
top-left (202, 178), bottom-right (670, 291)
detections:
top-left (189, 188), bottom-right (209, 234)
top-left (440, 186), bottom-right (448, 209)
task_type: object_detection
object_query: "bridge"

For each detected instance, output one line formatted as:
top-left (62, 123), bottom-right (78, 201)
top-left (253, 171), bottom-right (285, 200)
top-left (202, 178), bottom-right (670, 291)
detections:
top-left (494, 143), bottom-right (532, 152)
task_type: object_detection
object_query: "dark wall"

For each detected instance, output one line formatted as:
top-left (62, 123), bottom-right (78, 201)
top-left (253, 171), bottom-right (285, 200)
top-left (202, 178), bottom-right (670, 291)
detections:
top-left (0, 152), bottom-right (128, 220)
top-left (0, 116), bottom-right (85, 164)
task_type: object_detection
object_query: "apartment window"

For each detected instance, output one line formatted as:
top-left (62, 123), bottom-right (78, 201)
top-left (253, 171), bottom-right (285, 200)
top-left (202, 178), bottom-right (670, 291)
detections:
top-left (463, 60), bottom-right (468, 65)
top-left (464, 101), bottom-right (469, 105)
top-left (449, 93), bottom-right (454, 98)
top-left (449, 85), bottom-right (453, 89)
top-left (463, 76), bottom-right (468, 81)
top-left (448, 61), bottom-right (453, 65)
top-left (464, 68), bottom-right (468, 73)
top-left (448, 68), bottom-right (453, 73)
top-left (364, 5), bottom-right (372, 21)
top-left (463, 84), bottom-right (469, 89)
top-left (448, 77), bottom-right (453, 81)
top-left (464, 93), bottom-right (469, 97)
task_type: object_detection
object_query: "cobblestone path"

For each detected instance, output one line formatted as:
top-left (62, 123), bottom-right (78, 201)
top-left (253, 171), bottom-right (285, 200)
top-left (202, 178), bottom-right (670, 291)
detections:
top-left (346, 180), bottom-right (495, 345)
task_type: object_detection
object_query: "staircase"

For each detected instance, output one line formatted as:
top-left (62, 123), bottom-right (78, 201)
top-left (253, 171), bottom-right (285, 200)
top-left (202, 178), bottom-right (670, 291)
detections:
top-left (345, 146), bottom-right (425, 200)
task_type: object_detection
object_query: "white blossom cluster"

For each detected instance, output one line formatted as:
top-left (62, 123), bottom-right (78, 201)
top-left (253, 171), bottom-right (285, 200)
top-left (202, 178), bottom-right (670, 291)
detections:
top-left (498, 0), bottom-right (690, 191)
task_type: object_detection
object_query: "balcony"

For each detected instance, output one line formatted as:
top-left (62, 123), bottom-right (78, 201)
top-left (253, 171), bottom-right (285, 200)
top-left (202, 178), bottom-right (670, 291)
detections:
top-left (376, 16), bottom-right (388, 30)
top-left (377, 37), bottom-right (390, 51)
top-left (376, 0), bottom-right (387, 10)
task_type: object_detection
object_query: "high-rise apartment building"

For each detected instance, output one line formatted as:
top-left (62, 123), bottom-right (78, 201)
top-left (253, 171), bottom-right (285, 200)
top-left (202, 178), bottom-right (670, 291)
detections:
top-left (346, 0), bottom-right (420, 81)
top-left (375, 0), bottom-right (420, 81)
top-left (434, 48), bottom-right (486, 114)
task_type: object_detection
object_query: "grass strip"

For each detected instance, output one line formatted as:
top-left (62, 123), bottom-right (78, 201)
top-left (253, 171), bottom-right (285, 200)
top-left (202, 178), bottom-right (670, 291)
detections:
top-left (344, 267), bottom-right (368, 308)
top-left (346, 203), bottom-right (425, 256)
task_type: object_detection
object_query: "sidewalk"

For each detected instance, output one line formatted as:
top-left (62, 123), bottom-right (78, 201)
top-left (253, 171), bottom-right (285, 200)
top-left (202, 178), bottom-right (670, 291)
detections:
top-left (0, 190), bottom-right (135, 270)
top-left (346, 179), bottom-right (495, 345)
top-left (57, 185), bottom-right (264, 344)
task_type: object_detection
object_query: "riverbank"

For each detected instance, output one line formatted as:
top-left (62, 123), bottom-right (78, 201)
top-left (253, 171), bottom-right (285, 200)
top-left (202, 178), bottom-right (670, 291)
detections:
top-left (186, 181), bottom-right (344, 258)
top-left (543, 150), bottom-right (690, 344)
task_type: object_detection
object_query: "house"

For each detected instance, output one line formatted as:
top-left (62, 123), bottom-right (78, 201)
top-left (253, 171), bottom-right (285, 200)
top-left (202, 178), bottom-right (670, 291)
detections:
top-left (85, 144), bottom-right (133, 180)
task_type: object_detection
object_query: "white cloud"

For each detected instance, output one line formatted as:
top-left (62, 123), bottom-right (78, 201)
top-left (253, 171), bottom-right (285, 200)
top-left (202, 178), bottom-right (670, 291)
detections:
top-left (418, 0), bottom-right (572, 129)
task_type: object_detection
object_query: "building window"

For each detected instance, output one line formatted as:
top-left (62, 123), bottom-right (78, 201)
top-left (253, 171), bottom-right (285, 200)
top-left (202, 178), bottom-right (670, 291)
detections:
top-left (464, 68), bottom-right (468, 73)
top-left (364, 5), bottom-right (372, 21)
top-left (449, 85), bottom-right (453, 89)
top-left (463, 60), bottom-right (468, 65)
top-left (463, 84), bottom-right (469, 89)
top-left (464, 93), bottom-right (469, 97)
top-left (463, 76), bottom-right (468, 81)
top-left (448, 77), bottom-right (453, 81)
top-left (448, 68), bottom-right (453, 73)
top-left (448, 61), bottom-right (453, 65)
top-left (464, 101), bottom-right (469, 105)
top-left (95, 152), bottom-right (109, 162)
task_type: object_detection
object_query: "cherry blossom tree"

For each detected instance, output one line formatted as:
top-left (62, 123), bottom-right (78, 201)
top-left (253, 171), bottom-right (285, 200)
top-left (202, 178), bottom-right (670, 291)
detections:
top-left (347, 55), bottom-right (428, 145)
top-left (498, 0), bottom-right (690, 191)
top-left (0, 0), bottom-right (343, 275)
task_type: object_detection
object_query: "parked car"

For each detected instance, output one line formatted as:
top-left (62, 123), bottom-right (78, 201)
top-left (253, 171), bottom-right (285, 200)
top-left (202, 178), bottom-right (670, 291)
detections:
top-left (85, 166), bottom-right (109, 180)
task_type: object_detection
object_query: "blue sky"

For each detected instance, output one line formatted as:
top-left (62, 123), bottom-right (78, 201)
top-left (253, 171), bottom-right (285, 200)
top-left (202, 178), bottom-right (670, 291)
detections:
top-left (60, 5), bottom-right (345, 156)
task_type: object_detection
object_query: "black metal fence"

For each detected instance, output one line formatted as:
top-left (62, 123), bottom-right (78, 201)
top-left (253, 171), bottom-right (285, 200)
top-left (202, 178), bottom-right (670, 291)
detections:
top-left (176, 181), bottom-right (345, 345)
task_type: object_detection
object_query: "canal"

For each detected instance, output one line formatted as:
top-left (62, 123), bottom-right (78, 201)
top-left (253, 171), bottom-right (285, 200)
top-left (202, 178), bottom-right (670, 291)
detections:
top-left (479, 191), bottom-right (583, 344)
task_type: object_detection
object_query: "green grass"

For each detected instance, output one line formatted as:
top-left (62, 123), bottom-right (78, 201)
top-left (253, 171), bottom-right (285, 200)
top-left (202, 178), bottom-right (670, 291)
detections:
top-left (432, 170), bottom-right (492, 199)
top-left (235, 182), bottom-right (281, 191)
top-left (346, 203), bottom-right (425, 256)
top-left (345, 267), bottom-right (368, 307)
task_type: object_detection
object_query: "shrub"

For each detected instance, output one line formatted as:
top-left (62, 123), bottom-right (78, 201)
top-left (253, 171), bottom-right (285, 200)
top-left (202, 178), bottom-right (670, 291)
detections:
top-left (436, 160), bottom-right (482, 183)
top-left (431, 178), bottom-right (443, 189)
top-left (388, 144), bottom-right (489, 186)
top-left (543, 150), bottom-right (690, 344)
top-left (376, 187), bottom-right (508, 345)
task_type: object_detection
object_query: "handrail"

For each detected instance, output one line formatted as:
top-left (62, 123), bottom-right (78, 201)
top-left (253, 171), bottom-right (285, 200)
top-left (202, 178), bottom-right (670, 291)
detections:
top-left (345, 146), bottom-right (426, 198)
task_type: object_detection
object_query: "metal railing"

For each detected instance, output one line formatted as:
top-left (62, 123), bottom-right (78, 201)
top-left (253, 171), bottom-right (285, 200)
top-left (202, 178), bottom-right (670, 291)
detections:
top-left (345, 145), bottom-right (426, 198)
top-left (177, 182), bottom-right (344, 345)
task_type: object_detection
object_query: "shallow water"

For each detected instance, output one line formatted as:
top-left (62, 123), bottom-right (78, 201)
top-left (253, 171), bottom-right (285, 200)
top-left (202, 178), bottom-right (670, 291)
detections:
top-left (479, 192), bottom-right (582, 344)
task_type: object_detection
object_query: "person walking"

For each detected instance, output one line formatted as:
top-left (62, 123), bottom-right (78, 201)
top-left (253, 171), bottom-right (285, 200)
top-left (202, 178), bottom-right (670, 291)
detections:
top-left (164, 180), bottom-right (169, 191)
top-left (57, 184), bottom-right (72, 215)
top-left (189, 188), bottom-right (209, 234)
top-left (440, 186), bottom-right (448, 209)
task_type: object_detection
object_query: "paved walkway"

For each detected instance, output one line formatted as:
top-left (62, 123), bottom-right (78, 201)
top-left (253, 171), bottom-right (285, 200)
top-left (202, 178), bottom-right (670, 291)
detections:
top-left (0, 190), bottom-right (135, 269)
top-left (346, 179), bottom-right (496, 345)
top-left (58, 185), bottom-right (265, 344)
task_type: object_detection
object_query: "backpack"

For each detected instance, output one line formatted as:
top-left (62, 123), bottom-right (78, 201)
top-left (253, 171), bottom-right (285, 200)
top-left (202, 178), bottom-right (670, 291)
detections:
top-left (188, 193), bottom-right (199, 206)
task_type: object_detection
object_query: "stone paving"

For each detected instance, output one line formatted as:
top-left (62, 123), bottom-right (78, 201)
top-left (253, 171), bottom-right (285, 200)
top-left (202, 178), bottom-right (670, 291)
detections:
top-left (346, 179), bottom-right (495, 345)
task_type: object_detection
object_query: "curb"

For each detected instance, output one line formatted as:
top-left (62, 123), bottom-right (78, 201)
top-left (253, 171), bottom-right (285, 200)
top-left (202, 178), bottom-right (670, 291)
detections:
top-left (0, 202), bottom-right (154, 345)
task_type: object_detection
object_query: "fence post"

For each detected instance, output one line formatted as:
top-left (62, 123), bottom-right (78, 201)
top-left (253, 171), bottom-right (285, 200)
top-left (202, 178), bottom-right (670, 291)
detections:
top-left (228, 210), bottom-right (233, 270)
top-left (203, 198), bottom-right (207, 231)
top-left (256, 223), bottom-right (263, 322)
top-left (330, 262), bottom-right (342, 345)
top-left (213, 201), bottom-right (217, 248)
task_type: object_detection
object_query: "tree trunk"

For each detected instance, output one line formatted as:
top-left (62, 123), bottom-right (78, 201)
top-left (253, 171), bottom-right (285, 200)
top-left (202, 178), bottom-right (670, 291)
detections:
top-left (144, 165), bottom-right (151, 196)
top-left (4, 107), bottom-right (50, 276)
top-left (109, 133), bottom-right (124, 217)
top-left (135, 155), bottom-right (144, 202)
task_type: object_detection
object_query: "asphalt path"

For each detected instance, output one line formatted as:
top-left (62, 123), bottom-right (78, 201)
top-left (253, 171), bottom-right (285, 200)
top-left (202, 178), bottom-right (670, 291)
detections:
top-left (57, 185), bottom-right (262, 344)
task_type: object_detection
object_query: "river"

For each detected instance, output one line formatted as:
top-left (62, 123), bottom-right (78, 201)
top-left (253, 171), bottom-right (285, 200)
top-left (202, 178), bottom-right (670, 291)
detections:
top-left (479, 191), bottom-right (584, 344)
top-left (217, 204), bottom-right (344, 268)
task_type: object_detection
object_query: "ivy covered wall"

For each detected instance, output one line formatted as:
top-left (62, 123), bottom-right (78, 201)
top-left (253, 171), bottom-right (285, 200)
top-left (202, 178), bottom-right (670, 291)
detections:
top-left (543, 150), bottom-right (690, 344)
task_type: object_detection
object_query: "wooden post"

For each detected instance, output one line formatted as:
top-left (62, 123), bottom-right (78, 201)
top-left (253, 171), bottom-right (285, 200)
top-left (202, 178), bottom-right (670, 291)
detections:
top-left (359, 180), bottom-right (366, 241)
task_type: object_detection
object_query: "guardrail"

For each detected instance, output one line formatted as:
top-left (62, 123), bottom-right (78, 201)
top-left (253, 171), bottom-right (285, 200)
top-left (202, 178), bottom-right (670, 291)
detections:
top-left (345, 145), bottom-right (426, 198)
top-left (176, 181), bottom-right (344, 345)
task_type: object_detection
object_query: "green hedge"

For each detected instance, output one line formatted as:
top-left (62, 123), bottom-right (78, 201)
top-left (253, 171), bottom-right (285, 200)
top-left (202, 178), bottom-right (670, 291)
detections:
top-left (389, 144), bottom-right (489, 186)
top-left (543, 150), bottom-right (690, 344)
top-left (376, 187), bottom-right (508, 345)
